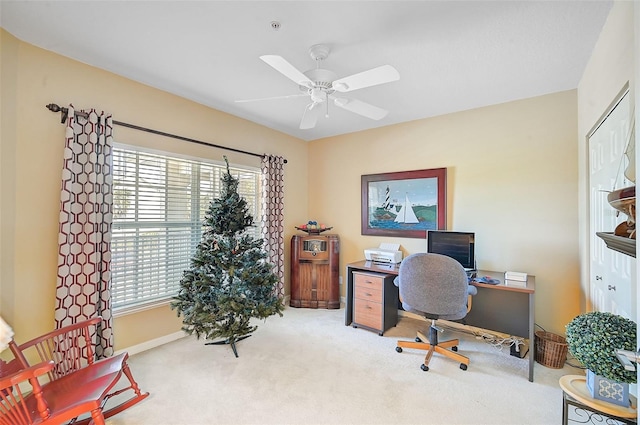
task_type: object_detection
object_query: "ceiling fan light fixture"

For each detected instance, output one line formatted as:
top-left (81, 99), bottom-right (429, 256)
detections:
top-left (310, 88), bottom-right (325, 103)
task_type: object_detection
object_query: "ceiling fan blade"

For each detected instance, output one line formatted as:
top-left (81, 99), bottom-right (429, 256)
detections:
top-left (300, 103), bottom-right (321, 129)
top-left (260, 55), bottom-right (314, 88)
top-left (235, 93), bottom-right (306, 103)
top-left (332, 65), bottom-right (400, 93)
top-left (333, 97), bottom-right (388, 120)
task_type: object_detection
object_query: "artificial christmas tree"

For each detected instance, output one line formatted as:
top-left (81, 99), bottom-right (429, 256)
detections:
top-left (171, 156), bottom-right (284, 357)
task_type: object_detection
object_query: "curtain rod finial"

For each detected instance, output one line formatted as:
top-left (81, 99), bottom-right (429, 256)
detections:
top-left (46, 103), bottom-right (68, 123)
top-left (46, 103), bottom-right (61, 112)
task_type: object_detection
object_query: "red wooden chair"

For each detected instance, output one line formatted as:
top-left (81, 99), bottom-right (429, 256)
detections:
top-left (0, 360), bottom-right (112, 424)
top-left (1, 317), bottom-right (148, 424)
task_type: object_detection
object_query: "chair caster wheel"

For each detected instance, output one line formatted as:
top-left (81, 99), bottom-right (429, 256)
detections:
top-left (460, 364), bottom-right (468, 371)
top-left (421, 364), bottom-right (429, 372)
top-left (415, 337), bottom-right (422, 342)
top-left (396, 346), bottom-right (403, 353)
top-left (452, 346), bottom-right (458, 352)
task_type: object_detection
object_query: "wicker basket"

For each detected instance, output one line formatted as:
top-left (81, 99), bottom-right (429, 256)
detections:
top-left (534, 330), bottom-right (568, 369)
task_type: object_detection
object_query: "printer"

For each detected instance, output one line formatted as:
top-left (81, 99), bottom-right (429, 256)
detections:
top-left (364, 243), bottom-right (403, 264)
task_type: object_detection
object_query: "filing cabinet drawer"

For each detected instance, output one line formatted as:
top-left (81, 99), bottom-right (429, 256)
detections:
top-left (354, 281), bottom-right (383, 303)
top-left (353, 272), bottom-right (384, 301)
top-left (353, 297), bottom-right (382, 330)
top-left (353, 272), bottom-right (384, 288)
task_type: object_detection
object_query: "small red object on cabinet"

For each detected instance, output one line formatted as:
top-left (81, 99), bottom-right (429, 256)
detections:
top-left (290, 234), bottom-right (340, 309)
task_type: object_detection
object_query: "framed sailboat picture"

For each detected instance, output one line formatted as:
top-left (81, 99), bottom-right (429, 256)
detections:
top-left (361, 168), bottom-right (446, 238)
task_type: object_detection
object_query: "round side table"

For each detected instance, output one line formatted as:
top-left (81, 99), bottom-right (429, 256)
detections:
top-left (559, 375), bottom-right (637, 424)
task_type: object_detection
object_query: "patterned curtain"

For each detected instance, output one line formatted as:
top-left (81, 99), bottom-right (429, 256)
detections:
top-left (261, 155), bottom-right (286, 297)
top-left (55, 105), bottom-right (114, 359)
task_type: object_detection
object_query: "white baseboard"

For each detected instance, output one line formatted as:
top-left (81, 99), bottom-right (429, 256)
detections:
top-left (117, 294), bottom-right (294, 356)
top-left (116, 330), bottom-right (187, 356)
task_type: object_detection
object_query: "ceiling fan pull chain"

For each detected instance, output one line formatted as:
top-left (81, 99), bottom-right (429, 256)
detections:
top-left (326, 92), bottom-right (329, 118)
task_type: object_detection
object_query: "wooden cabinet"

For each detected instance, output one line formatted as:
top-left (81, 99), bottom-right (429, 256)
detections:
top-left (290, 234), bottom-right (339, 309)
top-left (352, 271), bottom-right (398, 335)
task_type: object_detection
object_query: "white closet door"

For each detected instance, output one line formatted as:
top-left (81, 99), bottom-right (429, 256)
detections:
top-left (589, 90), bottom-right (634, 317)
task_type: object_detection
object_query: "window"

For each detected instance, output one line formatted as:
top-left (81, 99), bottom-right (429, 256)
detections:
top-left (111, 146), bottom-right (260, 312)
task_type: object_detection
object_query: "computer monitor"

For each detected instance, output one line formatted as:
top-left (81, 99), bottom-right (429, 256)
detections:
top-left (426, 230), bottom-right (476, 271)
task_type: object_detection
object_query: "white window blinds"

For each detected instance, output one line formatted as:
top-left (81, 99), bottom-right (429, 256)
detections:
top-left (111, 146), bottom-right (260, 311)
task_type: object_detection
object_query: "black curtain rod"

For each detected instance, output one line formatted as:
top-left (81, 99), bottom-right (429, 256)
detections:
top-left (45, 103), bottom-right (287, 163)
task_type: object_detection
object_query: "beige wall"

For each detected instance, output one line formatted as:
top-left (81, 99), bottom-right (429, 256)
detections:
top-left (0, 27), bottom-right (19, 326)
top-left (0, 30), bottom-right (309, 349)
top-left (308, 91), bottom-right (579, 335)
top-left (577, 1), bottom-right (636, 314)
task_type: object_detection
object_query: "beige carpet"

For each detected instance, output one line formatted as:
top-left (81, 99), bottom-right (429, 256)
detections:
top-left (106, 306), bottom-right (582, 425)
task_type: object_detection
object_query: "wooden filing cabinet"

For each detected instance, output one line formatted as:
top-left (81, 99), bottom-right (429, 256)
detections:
top-left (352, 271), bottom-right (398, 335)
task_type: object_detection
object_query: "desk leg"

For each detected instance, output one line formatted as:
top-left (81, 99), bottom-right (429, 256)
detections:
top-left (562, 392), bottom-right (569, 425)
top-left (528, 292), bottom-right (535, 382)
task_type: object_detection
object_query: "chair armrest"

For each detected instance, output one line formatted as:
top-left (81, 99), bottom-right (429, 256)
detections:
top-left (0, 356), bottom-right (24, 380)
top-left (0, 360), bottom-right (53, 389)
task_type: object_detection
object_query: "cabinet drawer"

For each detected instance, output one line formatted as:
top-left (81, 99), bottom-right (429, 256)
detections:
top-left (354, 282), bottom-right (382, 303)
top-left (353, 298), bottom-right (382, 330)
top-left (353, 272), bottom-right (383, 303)
top-left (353, 272), bottom-right (384, 287)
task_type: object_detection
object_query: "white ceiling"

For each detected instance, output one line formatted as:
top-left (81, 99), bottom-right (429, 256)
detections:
top-left (1, 1), bottom-right (613, 142)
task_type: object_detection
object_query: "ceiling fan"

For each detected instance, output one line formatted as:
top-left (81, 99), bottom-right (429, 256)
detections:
top-left (237, 44), bottom-right (400, 129)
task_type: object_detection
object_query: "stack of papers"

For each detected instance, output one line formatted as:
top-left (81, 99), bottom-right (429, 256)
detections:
top-left (504, 271), bottom-right (527, 287)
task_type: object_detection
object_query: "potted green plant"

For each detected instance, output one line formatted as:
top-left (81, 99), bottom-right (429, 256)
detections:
top-left (565, 311), bottom-right (637, 406)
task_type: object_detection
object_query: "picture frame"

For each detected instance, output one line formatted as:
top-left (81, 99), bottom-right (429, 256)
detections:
top-left (361, 168), bottom-right (446, 238)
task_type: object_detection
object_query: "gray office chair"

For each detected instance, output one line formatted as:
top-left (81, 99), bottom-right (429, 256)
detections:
top-left (394, 253), bottom-right (477, 371)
